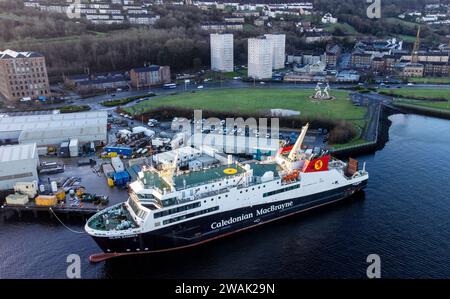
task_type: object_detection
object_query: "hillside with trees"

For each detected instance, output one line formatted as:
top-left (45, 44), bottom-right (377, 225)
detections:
top-left (1, 0), bottom-right (448, 80)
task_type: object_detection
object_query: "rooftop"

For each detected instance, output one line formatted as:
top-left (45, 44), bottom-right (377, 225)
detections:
top-left (0, 143), bottom-right (37, 162)
top-left (132, 65), bottom-right (161, 73)
top-left (0, 49), bottom-right (43, 59)
top-left (0, 111), bottom-right (107, 133)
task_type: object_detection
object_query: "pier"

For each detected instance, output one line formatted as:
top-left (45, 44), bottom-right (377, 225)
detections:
top-left (1, 202), bottom-right (105, 220)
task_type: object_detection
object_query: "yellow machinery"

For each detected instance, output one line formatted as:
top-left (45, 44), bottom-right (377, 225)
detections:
top-left (107, 177), bottom-right (114, 187)
top-left (76, 187), bottom-right (85, 197)
top-left (35, 195), bottom-right (57, 207)
top-left (55, 190), bottom-right (66, 201)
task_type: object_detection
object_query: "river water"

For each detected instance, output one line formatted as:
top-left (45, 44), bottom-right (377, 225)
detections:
top-left (1, 113), bottom-right (450, 278)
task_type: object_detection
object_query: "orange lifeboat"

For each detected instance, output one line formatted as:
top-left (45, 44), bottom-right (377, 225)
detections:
top-left (282, 170), bottom-right (299, 182)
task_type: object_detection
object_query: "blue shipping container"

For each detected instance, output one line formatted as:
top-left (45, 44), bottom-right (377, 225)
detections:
top-left (104, 146), bottom-right (132, 156)
top-left (113, 171), bottom-right (130, 186)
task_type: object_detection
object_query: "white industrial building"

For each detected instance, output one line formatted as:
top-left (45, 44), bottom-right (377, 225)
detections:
top-left (264, 34), bottom-right (286, 69)
top-left (210, 33), bottom-right (234, 72)
top-left (0, 143), bottom-right (39, 190)
top-left (248, 36), bottom-right (273, 79)
top-left (0, 111), bottom-right (107, 146)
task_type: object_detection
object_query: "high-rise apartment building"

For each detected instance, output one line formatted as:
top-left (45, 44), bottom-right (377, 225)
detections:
top-left (210, 33), bottom-right (234, 72)
top-left (264, 34), bottom-right (286, 70)
top-left (248, 37), bottom-right (273, 79)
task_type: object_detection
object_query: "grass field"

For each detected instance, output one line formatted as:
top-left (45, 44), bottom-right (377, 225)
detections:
top-left (124, 88), bottom-right (366, 121)
top-left (408, 77), bottom-right (450, 84)
top-left (385, 17), bottom-right (418, 29)
top-left (323, 23), bottom-right (358, 35)
top-left (395, 99), bottom-right (450, 111)
top-left (379, 88), bottom-right (450, 101)
top-left (395, 34), bottom-right (417, 42)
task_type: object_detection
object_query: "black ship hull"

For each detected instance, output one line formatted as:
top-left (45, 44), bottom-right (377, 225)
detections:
top-left (92, 180), bottom-right (368, 255)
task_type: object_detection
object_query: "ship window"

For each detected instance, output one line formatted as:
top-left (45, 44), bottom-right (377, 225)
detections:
top-left (263, 184), bottom-right (300, 198)
top-left (161, 197), bottom-right (177, 207)
top-left (154, 201), bottom-right (201, 218)
top-left (162, 206), bottom-right (219, 225)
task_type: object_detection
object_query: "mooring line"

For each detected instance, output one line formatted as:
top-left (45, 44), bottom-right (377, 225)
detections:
top-left (49, 207), bottom-right (86, 234)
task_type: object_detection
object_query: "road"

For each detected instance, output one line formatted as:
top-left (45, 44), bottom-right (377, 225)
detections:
top-left (352, 92), bottom-right (393, 142)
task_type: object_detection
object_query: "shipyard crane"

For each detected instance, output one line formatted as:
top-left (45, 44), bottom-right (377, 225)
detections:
top-left (411, 26), bottom-right (421, 63)
top-left (287, 123), bottom-right (309, 161)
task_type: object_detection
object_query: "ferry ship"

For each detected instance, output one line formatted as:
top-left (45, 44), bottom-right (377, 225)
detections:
top-left (85, 124), bottom-right (369, 262)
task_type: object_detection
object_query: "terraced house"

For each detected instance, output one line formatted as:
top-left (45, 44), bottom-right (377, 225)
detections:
top-left (130, 65), bottom-right (171, 88)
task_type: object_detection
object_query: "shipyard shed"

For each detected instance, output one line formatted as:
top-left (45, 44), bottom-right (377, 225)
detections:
top-left (0, 111), bottom-right (107, 146)
top-left (0, 143), bottom-right (39, 190)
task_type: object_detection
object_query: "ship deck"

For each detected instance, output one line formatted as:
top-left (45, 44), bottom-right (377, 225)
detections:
top-left (173, 163), bottom-right (245, 190)
top-left (138, 161), bottom-right (281, 192)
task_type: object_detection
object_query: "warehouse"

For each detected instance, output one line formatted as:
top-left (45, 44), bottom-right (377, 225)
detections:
top-left (0, 111), bottom-right (107, 146)
top-left (0, 143), bottom-right (39, 190)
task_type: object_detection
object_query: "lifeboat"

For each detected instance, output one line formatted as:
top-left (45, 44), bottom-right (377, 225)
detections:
top-left (282, 169), bottom-right (299, 182)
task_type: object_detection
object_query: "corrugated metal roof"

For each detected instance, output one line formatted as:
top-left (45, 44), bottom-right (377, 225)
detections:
top-left (18, 126), bottom-right (106, 141)
top-left (0, 111), bottom-right (107, 132)
top-left (0, 143), bottom-right (37, 162)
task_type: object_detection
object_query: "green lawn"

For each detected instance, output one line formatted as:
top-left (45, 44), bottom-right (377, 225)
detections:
top-left (395, 99), bottom-right (450, 111)
top-left (408, 77), bottom-right (450, 84)
top-left (124, 88), bottom-right (366, 121)
top-left (379, 88), bottom-right (450, 101)
top-left (323, 23), bottom-right (357, 35)
top-left (396, 34), bottom-right (417, 42)
top-left (332, 138), bottom-right (370, 149)
top-left (385, 17), bottom-right (418, 29)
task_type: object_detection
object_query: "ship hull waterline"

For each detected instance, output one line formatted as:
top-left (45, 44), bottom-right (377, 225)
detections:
top-left (89, 180), bottom-right (368, 263)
